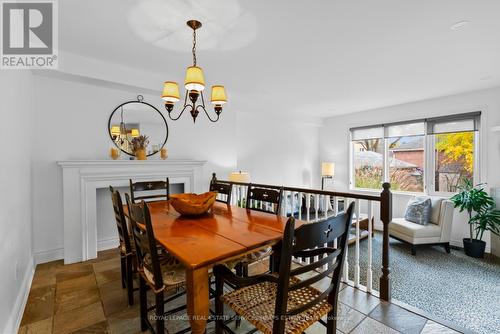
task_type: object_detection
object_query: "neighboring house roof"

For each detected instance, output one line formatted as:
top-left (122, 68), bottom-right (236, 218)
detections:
top-left (354, 151), bottom-right (417, 169)
top-left (389, 136), bottom-right (424, 151)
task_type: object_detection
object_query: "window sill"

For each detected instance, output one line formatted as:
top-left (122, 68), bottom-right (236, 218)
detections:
top-left (349, 187), bottom-right (428, 197)
top-left (350, 188), bottom-right (454, 199)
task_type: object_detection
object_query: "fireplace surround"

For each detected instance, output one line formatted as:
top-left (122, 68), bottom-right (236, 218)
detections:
top-left (58, 160), bottom-right (206, 264)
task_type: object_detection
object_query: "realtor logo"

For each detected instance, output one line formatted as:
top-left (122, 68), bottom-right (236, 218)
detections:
top-left (1, 0), bottom-right (58, 69)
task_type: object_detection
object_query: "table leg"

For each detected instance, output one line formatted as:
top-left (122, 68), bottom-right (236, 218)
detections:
top-left (186, 267), bottom-right (209, 334)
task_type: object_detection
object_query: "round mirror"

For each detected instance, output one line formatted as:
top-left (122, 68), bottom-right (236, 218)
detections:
top-left (108, 95), bottom-right (168, 157)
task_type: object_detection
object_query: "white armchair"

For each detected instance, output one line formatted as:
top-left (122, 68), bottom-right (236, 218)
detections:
top-left (389, 197), bottom-right (454, 255)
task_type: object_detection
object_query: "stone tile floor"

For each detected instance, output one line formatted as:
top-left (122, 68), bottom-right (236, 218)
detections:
top-left (19, 249), bottom-right (466, 334)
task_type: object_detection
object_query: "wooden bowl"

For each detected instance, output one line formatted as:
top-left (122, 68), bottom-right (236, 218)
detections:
top-left (169, 191), bottom-right (217, 216)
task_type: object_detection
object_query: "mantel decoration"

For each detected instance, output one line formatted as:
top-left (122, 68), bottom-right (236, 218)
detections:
top-left (451, 178), bottom-right (500, 258)
top-left (108, 95), bottom-right (169, 158)
top-left (161, 20), bottom-right (227, 123)
top-left (130, 135), bottom-right (149, 160)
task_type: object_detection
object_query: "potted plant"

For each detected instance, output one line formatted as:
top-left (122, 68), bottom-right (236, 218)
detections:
top-left (451, 178), bottom-right (500, 258)
top-left (130, 135), bottom-right (149, 160)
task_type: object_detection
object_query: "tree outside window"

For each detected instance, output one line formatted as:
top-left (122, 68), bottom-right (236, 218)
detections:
top-left (434, 131), bottom-right (474, 192)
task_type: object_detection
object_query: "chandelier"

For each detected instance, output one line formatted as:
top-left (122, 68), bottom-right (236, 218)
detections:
top-left (161, 20), bottom-right (227, 123)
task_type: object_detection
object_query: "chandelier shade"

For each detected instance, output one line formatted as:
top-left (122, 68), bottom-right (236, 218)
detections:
top-left (184, 66), bottom-right (205, 91)
top-left (130, 129), bottom-right (140, 137)
top-left (161, 20), bottom-right (227, 123)
top-left (110, 126), bottom-right (121, 136)
top-left (210, 85), bottom-right (227, 105)
top-left (161, 81), bottom-right (181, 102)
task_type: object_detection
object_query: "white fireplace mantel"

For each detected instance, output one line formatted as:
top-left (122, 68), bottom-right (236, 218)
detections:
top-left (58, 159), bottom-right (206, 264)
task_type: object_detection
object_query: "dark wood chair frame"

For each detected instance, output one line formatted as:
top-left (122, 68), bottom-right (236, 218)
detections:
top-left (389, 234), bottom-right (451, 256)
top-left (245, 183), bottom-right (284, 214)
top-left (110, 186), bottom-right (137, 305)
top-left (125, 194), bottom-right (188, 334)
top-left (210, 179), bottom-right (233, 204)
top-left (130, 178), bottom-right (170, 203)
top-left (214, 202), bottom-right (355, 334)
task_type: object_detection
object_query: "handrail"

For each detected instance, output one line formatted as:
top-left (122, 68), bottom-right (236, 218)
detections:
top-left (210, 173), bottom-right (393, 301)
top-left (213, 175), bottom-right (382, 202)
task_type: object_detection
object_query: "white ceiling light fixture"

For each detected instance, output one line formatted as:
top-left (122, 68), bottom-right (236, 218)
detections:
top-left (450, 20), bottom-right (470, 30)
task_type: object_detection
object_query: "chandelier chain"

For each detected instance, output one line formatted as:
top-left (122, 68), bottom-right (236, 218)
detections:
top-left (192, 29), bottom-right (197, 66)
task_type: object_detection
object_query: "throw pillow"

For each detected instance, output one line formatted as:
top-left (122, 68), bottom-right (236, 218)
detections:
top-left (404, 197), bottom-right (431, 225)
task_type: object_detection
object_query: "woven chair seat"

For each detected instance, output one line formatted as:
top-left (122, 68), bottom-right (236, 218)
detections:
top-left (243, 247), bottom-right (272, 264)
top-left (221, 277), bottom-right (333, 334)
top-left (222, 247), bottom-right (272, 272)
top-left (142, 253), bottom-right (185, 291)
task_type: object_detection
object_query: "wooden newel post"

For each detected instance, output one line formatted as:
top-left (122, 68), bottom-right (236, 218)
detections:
top-left (380, 182), bottom-right (392, 301)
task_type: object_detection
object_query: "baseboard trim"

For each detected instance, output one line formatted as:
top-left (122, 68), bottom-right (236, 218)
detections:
top-left (3, 257), bottom-right (35, 334)
top-left (34, 248), bottom-right (64, 265)
top-left (97, 237), bottom-right (118, 252)
top-left (34, 239), bottom-right (118, 265)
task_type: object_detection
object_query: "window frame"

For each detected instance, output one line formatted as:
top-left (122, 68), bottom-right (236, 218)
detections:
top-left (349, 112), bottom-right (480, 195)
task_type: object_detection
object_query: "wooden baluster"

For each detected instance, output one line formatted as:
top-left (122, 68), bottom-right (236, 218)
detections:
top-left (298, 192), bottom-right (303, 220)
top-left (354, 199), bottom-right (360, 287)
top-left (343, 198), bottom-right (350, 282)
top-left (314, 194), bottom-right (319, 222)
top-left (290, 191), bottom-right (295, 218)
top-left (367, 200), bottom-right (374, 293)
top-left (305, 193), bottom-right (310, 222)
top-left (333, 196), bottom-right (338, 249)
top-left (323, 195), bottom-right (329, 269)
top-left (333, 196), bottom-right (339, 216)
top-left (324, 195), bottom-right (329, 219)
top-left (380, 183), bottom-right (392, 301)
top-left (283, 190), bottom-right (288, 216)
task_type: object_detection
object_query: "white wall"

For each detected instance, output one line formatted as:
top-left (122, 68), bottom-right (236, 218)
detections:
top-left (0, 71), bottom-right (34, 333)
top-left (236, 112), bottom-right (321, 188)
top-left (319, 86), bottom-right (500, 251)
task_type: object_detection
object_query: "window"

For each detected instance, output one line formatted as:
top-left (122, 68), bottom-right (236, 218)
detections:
top-left (429, 118), bottom-right (478, 193)
top-left (351, 127), bottom-right (383, 190)
top-left (350, 112), bottom-right (479, 194)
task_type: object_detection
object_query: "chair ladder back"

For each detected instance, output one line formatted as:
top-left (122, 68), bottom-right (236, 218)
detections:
top-left (246, 184), bottom-right (284, 214)
top-left (272, 217), bottom-right (296, 334)
top-left (109, 186), bottom-right (133, 254)
top-left (210, 180), bottom-right (233, 204)
top-left (125, 194), bottom-right (164, 290)
top-left (129, 178), bottom-right (170, 203)
top-left (272, 202), bottom-right (355, 331)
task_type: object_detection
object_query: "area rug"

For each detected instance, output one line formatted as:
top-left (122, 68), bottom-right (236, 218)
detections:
top-left (347, 233), bottom-right (500, 334)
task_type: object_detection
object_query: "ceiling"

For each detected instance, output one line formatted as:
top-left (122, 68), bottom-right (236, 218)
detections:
top-left (59, 0), bottom-right (500, 118)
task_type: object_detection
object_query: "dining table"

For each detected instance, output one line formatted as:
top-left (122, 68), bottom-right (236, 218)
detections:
top-left (124, 200), bottom-right (304, 334)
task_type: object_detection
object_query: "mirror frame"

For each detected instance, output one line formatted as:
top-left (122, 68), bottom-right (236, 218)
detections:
top-left (107, 95), bottom-right (169, 157)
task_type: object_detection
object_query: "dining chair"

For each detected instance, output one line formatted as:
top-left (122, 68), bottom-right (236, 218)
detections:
top-left (125, 194), bottom-right (188, 334)
top-left (210, 179), bottom-right (233, 204)
top-left (245, 184), bottom-right (283, 214)
top-left (239, 184), bottom-right (284, 277)
top-left (109, 186), bottom-right (136, 305)
top-left (129, 178), bottom-right (170, 203)
top-left (214, 202), bottom-right (355, 334)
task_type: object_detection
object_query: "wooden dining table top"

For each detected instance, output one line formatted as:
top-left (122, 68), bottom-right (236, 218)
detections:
top-left (123, 200), bottom-right (304, 270)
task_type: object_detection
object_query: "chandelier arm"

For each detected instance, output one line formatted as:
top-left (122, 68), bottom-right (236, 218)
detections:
top-left (196, 104), bottom-right (220, 123)
top-left (166, 103), bottom-right (192, 121)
